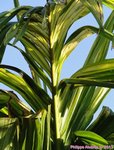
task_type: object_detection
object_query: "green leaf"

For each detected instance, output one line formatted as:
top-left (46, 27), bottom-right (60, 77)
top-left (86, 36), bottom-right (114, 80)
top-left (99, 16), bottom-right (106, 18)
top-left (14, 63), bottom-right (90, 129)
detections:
top-left (103, 0), bottom-right (114, 9)
top-left (61, 59), bottom-right (114, 88)
top-left (84, 11), bottom-right (114, 65)
top-left (0, 6), bottom-right (30, 32)
top-left (0, 65), bottom-right (51, 111)
top-left (0, 90), bottom-right (32, 117)
top-left (14, 0), bottom-right (20, 8)
top-left (87, 106), bottom-right (114, 144)
top-left (4, 23), bottom-right (18, 45)
top-left (24, 118), bottom-right (36, 150)
top-left (8, 43), bottom-right (52, 91)
top-left (22, 42), bottom-right (51, 77)
top-left (0, 118), bottom-right (19, 150)
top-left (60, 78), bottom-right (114, 88)
top-left (49, 0), bottom-right (89, 61)
top-left (60, 26), bottom-right (114, 63)
top-left (34, 110), bottom-right (47, 150)
top-left (0, 107), bottom-right (8, 117)
top-left (47, 105), bottom-right (51, 149)
top-left (74, 130), bottom-right (108, 145)
top-left (13, 7), bottom-right (43, 45)
top-left (60, 26), bottom-right (96, 63)
top-left (0, 22), bottom-right (15, 63)
top-left (58, 11), bottom-right (114, 145)
top-left (18, 110), bottom-right (48, 150)
top-left (80, 0), bottom-right (103, 27)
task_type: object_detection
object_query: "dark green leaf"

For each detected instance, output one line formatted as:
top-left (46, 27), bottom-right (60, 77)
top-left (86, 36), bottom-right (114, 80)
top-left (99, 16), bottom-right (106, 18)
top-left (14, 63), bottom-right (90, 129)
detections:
top-left (88, 106), bottom-right (114, 144)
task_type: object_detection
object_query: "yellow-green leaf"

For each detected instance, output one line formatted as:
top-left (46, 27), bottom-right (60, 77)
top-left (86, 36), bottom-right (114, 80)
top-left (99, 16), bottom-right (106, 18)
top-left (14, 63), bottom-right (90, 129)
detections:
top-left (74, 130), bottom-right (108, 145)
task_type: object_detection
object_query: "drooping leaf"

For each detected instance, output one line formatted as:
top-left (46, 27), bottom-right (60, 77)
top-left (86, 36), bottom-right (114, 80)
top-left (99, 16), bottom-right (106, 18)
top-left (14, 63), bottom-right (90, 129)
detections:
top-left (80, 0), bottom-right (103, 27)
top-left (87, 106), bottom-right (114, 144)
top-left (0, 65), bottom-right (51, 111)
top-left (0, 6), bottom-right (31, 32)
top-left (84, 11), bottom-right (114, 65)
top-left (13, 7), bottom-right (44, 45)
top-left (8, 43), bottom-right (52, 91)
top-left (60, 26), bottom-right (114, 63)
top-left (49, 0), bottom-right (89, 61)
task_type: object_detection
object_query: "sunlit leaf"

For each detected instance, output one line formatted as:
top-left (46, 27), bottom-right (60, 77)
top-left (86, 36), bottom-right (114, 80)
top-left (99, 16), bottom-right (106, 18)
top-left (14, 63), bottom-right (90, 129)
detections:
top-left (0, 118), bottom-right (19, 150)
top-left (59, 11), bottom-right (114, 145)
top-left (0, 65), bottom-right (51, 111)
top-left (74, 130), bottom-right (108, 145)
top-left (103, 0), bottom-right (114, 9)
top-left (80, 0), bottom-right (103, 27)
top-left (0, 0), bottom-right (114, 149)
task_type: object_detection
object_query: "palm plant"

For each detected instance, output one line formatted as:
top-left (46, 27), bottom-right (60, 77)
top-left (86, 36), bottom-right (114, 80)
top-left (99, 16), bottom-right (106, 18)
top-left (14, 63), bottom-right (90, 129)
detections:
top-left (0, 0), bottom-right (114, 149)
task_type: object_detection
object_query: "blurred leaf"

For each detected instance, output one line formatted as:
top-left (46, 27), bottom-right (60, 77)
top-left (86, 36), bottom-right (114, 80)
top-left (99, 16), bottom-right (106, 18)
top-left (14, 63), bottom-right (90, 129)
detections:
top-left (13, 0), bottom-right (20, 8)
top-left (0, 107), bottom-right (8, 117)
top-left (88, 106), bottom-right (114, 144)
top-left (103, 0), bottom-right (114, 9)
top-left (0, 90), bottom-right (32, 117)
top-left (74, 130), bottom-right (108, 145)
top-left (0, 118), bottom-right (19, 150)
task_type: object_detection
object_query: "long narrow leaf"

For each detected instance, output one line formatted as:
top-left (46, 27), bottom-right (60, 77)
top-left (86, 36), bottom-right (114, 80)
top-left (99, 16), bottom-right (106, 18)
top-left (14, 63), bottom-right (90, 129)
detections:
top-left (8, 43), bottom-right (52, 91)
top-left (0, 6), bottom-right (31, 32)
top-left (87, 106), bottom-right (114, 144)
top-left (60, 26), bottom-right (114, 63)
top-left (80, 0), bottom-right (103, 27)
top-left (0, 118), bottom-right (19, 150)
top-left (0, 90), bottom-right (32, 117)
top-left (103, 0), bottom-right (114, 9)
top-left (0, 65), bottom-right (51, 111)
top-left (49, 0), bottom-right (89, 61)
top-left (13, 7), bottom-right (44, 45)
top-left (59, 11), bottom-right (114, 145)
top-left (74, 130), bottom-right (108, 145)
top-left (0, 22), bottom-right (15, 62)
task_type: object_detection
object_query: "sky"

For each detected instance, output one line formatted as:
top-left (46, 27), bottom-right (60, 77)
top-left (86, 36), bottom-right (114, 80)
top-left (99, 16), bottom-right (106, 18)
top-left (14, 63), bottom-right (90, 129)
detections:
top-left (0, 0), bottom-right (114, 120)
